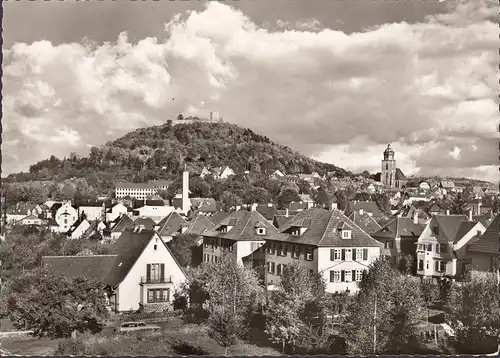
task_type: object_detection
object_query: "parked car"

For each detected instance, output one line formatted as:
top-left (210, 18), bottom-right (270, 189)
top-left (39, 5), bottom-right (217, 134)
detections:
top-left (115, 321), bottom-right (161, 333)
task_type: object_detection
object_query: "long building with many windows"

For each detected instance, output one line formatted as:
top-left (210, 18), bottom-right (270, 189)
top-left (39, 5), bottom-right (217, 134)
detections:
top-left (115, 180), bottom-right (172, 200)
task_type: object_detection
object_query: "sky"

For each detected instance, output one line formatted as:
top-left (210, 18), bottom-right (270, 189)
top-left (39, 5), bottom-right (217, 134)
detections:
top-left (2, 0), bottom-right (499, 183)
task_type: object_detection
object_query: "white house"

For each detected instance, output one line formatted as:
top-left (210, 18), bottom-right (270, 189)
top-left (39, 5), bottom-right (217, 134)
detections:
top-left (77, 203), bottom-right (105, 221)
top-left (67, 218), bottom-right (91, 240)
top-left (104, 227), bottom-right (186, 312)
top-left (259, 208), bottom-right (381, 294)
top-left (106, 203), bottom-right (129, 222)
top-left (54, 202), bottom-right (78, 233)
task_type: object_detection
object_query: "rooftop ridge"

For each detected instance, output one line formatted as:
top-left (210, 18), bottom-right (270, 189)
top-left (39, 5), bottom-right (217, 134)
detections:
top-left (42, 254), bottom-right (118, 258)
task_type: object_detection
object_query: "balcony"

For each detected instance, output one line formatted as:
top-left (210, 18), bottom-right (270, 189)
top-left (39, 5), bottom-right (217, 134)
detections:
top-left (140, 276), bottom-right (173, 284)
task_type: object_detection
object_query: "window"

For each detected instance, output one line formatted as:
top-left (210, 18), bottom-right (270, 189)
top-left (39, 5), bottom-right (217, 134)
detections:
top-left (345, 249), bottom-right (352, 261)
top-left (276, 264), bottom-right (283, 276)
top-left (292, 246), bottom-right (301, 259)
top-left (268, 262), bottom-right (275, 274)
top-left (305, 248), bottom-right (313, 261)
top-left (268, 242), bottom-right (276, 255)
top-left (278, 243), bottom-right (286, 256)
top-left (418, 259), bottom-right (424, 270)
top-left (150, 264), bottom-right (160, 281)
top-left (355, 270), bottom-right (363, 282)
top-left (331, 249), bottom-right (341, 261)
top-left (436, 243), bottom-right (447, 253)
top-left (345, 270), bottom-right (352, 282)
top-left (426, 261), bottom-right (429, 269)
top-left (330, 270), bottom-right (340, 282)
top-left (435, 260), bottom-right (446, 273)
top-left (385, 163), bottom-right (388, 170)
top-left (417, 244), bottom-right (425, 251)
top-left (291, 228), bottom-right (300, 236)
top-left (204, 240), bottom-right (209, 248)
top-left (257, 228), bottom-right (266, 235)
top-left (426, 244), bottom-right (433, 252)
top-left (228, 242), bottom-right (233, 252)
top-left (153, 244), bottom-right (157, 251)
top-left (64, 219), bottom-right (68, 224)
top-left (203, 254), bottom-right (209, 262)
top-left (356, 249), bottom-right (363, 260)
top-left (342, 230), bottom-right (351, 239)
top-left (147, 288), bottom-right (170, 303)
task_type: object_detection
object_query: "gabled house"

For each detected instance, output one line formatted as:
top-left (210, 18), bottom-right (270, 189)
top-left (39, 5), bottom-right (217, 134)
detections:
top-left (440, 180), bottom-right (455, 190)
top-left (347, 201), bottom-right (385, 221)
top-left (464, 215), bottom-right (500, 276)
top-left (180, 215), bottom-right (215, 237)
top-left (289, 201), bottom-right (314, 212)
top-left (103, 227), bottom-right (186, 312)
top-left (268, 169), bottom-right (286, 180)
top-left (348, 209), bottom-right (382, 235)
top-left (67, 217), bottom-right (91, 240)
top-left (371, 212), bottom-right (426, 267)
top-left (75, 201), bottom-right (105, 221)
top-left (201, 209), bottom-right (278, 265)
top-left (201, 166), bottom-right (235, 180)
top-left (209, 211), bottom-right (229, 226)
top-left (81, 220), bottom-right (108, 240)
top-left (105, 203), bottom-right (129, 222)
top-left (272, 213), bottom-right (295, 229)
top-left (54, 202), bottom-right (79, 233)
top-left (253, 203), bottom-right (280, 222)
top-left (132, 199), bottom-right (173, 220)
top-left (103, 214), bottom-right (135, 240)
top-left (156, 212), bottom-right (188, 242)
top-left (415, 212), bottom-right (487, 282)
top-left (189, 198), bottom-right (218, 216)
top-left (133, 217), bottom-right (157, 230)
top-left (16, 214), bottom-right (46, 227)
top-left (259, 208), bottom-right (381, 294)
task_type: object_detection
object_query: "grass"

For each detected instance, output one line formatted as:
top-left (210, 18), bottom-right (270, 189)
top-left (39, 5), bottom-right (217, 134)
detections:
top-left (1, 335), bottom-right (63, 356)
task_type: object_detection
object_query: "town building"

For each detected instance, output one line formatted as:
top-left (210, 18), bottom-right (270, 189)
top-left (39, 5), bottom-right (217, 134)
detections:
top-left (258, 207), bottom-right (381, 294)
top-left (105, 203), bottom-right (131, 222)
top-left (132, 199), bottom-right (173, 220)
top-left (115, 180), bottom-right (172, 200)
top-left (54, 202), bottom-right (79, 233)
top-left (157, 212), bottom-right (189, 242)
top-left (66, 217), bottom-right (91, 240)
top-left (380, 144), bottom-right (407, 188)
top-left (103, 214), bottom-right (135, 240)
top-left (201, 209), bottom-right (277, 265)
top-left (75, 201), bottom-right (105, 221)
top-left (200, 166), bottom-right (235, 180)
top-left (348, 209), bottom-right (382, 235)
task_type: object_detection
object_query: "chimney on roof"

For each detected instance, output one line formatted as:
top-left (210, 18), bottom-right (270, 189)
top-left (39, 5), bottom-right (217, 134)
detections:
top-left (445, 209), bottom-right (450, 216)
top-left (413, 211), bottom-right (418, 224)
top-left (330, 203), bottom-right (337, 211)
top-left (468, 209), bottom-right (473, 221)
top-left (285, 209), bottom-right (289, 217)
top-left (251, 203), bottom-right (257, 212)
top-left (267, 203), bottom-right (272, 207)
top-left (359, 209), bottom-right (364, 215)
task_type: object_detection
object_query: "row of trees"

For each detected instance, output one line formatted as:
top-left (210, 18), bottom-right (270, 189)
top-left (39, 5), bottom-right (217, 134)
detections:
top-left (173, 255), bottom-right (499, 355)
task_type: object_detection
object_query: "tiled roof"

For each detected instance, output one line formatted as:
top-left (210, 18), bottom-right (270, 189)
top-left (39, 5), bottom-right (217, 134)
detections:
top-left (289, 202), bottom-right (309, 211)
top-left (256, 204), bottom-right (279, 221)
top-left (184, 215), bottom-right (215, 235)
top-left (157, 212), bottom-right (187, 236)
top-left (209, 211), bottom-right (229, 225)
top-left (267, 208), bottom-right (381, 248)
top-left (133, 217), bottom-right (157, 230)
top-left (467, 215), bottom-right (499, 254)
top-left (432, 215), bottom-right (469, 243)
top-left (395, 168), bottom-right (407, 181)
top-left (453, 221), bottom-right (479, 244)
top-left (348, 201), bottom-right (384, 218)
top-left (473, 214), bottom-right (493, 228)
top-left (148, 180), bottom-right (173, 187)
top-left (299, 194), bottom-right (314, 203)
top-left (371, 216), bottom-right (425, 240)
top-left (273, 215), bottom-right (293, 228)
top-left (203, 210), bottom-right (278, 241)
top-left (104, 228), bottom-right (156, 287)
top-left (115, 182), bottom-right (154, 189)
top-left (348, 211), bottom-right (382, 234)
top-left (42, 255), bottom-right (117, 281)
top-left (133, 199), bottom-right (165, 209)
top-left (67, 218), bottom-right (89, 236)
top-left (111, 215), bottom-right (135, 233)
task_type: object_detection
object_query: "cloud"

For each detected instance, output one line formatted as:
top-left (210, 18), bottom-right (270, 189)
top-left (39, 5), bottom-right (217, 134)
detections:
top-left (3, 0), bottom-right (498, 182)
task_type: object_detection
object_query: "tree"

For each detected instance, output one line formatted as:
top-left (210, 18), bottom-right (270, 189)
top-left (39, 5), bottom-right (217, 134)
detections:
top-left (6, 269), bottom-right (109, 338)
top-left (220, 192), bottom-right (242, 212)
top-left (277, 188), bottom-right (301, 210)
top-left (177, 113), bottom-right (184, 120)
top-left (313, 187), bottom-right (332, 208)
top-left (334, 190), bottom-right (348, 211)
top-left (373, 193), bottom-right (391, 214)
top-left (446, 272), bottom-right (500, 354)
top-left (343, 259), bottom-right (426, 355)
top-left (449, 192), bottom-right (468, 215)
top-left (167, 234), bottom-right (200, 267)
top-left (243, 187), bottom-right (271, 205)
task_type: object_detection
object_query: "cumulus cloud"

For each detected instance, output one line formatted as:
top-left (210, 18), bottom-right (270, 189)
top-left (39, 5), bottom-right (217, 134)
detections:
top-left (3, 0), bottom-right (498, 182)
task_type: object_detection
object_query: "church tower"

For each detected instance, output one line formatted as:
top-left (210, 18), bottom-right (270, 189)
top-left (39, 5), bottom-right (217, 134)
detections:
top-left (381, 144), bottom-right (396, 187)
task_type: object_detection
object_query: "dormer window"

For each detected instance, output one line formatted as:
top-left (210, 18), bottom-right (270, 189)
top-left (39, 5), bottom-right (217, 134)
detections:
top-left (342, 230), bottom-right (351, 239)
top-left (291, 228), bottom-right (301, 236)
top-left (257, 227), bottom-right (266, 235)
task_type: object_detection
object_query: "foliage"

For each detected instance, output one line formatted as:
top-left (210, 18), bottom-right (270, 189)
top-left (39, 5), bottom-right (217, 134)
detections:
top-left (334, 190), bottom-right (348, 211)
top-left (343, 258), bottom-right (426, 355)
top-left (449, 192), bottom-right (468, 215)
top-left (373, 193), bottom-right (391, 214)
top-left (5, 268), bottom-right (109, 338)
top-left (277, 188), bottom-right (301, 209)
top-left (446, 272), bottom-right (500, 354)
top-left (167, 234), bottom-right (201, 267)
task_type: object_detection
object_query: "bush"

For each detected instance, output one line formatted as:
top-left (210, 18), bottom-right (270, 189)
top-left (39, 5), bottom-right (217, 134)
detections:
top-left (55, 339), bottom-right (86, 355)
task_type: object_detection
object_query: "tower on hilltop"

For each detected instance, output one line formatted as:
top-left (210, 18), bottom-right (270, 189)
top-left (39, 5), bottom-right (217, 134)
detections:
top-left (381, 144), bottom-right (407, 189)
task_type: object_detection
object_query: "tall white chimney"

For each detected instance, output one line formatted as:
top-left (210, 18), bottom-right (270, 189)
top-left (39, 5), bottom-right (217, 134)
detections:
top-left (359, 209), bottom-right (364, 215)
top-left (331, 203), bottom-right (337, 211)
top-left (468, 209), bottom-right (473, 221)
top-left (285, 209), bottom-right (289, 217)
top-left (413, 211), bottom-right (418, 224)
top-left (182, 169), bottom-right (190, 214)
top-left (445, 209), bottom-right (450, 216)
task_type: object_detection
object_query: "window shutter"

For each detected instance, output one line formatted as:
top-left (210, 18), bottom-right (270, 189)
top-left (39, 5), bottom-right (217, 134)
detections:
top-left (435, 261), bottom-right (439, 271)
top-left (341, 249), bottom-right (345, 261)
top-left (352, 270), bottom-right (356, 281)
top-left (363, 248), bottom-right (368, 260)
top-left (330, 249), bottom-right (335, 261)
top-left (353, 249), bottom-right (357, 261)
top-left (340, 270), bottom-right (345, 282)
top-left (146, 264), bottom-right (151, 282)
top-left (330, 271), bottom-right (335, 282)
top-left (160, 264), bottom-right (165, 282)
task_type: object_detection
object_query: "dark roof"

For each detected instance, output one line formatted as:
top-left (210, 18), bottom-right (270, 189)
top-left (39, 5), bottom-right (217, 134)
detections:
top-left (467, 215), bottom-right (499, 254)
top-left (133, 217), bottom-right (157, 230)
top-left (395, 168), bottom-right (407, 181)
top-left (256, 204), bottom-right (279, 221)
top-left (289, 202), bottom-right (309, 211)
top-left (203, 210), bottom-right (278, 241)
top-left (111, 215), bottom-right (135, 233)
top-left (74, 200), bottom-right (104, 207)
top-left (348, 211), bottom-right (382, 235)
top-left (190, 198), bottom-right (217, 213)
top-left (133, 199), bottom-right (165, 209)
top-left (273, 215), bottom-right (294, 228)
top-left (372, 217), bottom-right (426, 239)
top-left (184, 215), bottom-right (215, 235)
top-left (267, 208), bottom-right (381, 248)
top-left (67, 218), bottom-right (89, 236)
top-left (209, 211), bottom-right (229, 225)
top-left (42, 255), bottom-right (117, 281)
top-left (348, 201), bottom-right (384, 218)
top-left (104, 228), bottom-right (156, 287)
top-left (50, 202), bottom-right (63, 214)
top-left (157, 212), bottom-right (187, 236)
top-left (432, 215), bottom-right (469, 243)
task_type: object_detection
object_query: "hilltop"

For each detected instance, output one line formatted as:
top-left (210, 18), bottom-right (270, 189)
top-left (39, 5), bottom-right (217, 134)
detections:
top-left (5, 121), bottom-right (351, 192)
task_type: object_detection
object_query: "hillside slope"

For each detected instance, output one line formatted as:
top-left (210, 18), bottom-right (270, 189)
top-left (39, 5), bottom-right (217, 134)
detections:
top-left (6, 121), bottom-right (351, 190)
